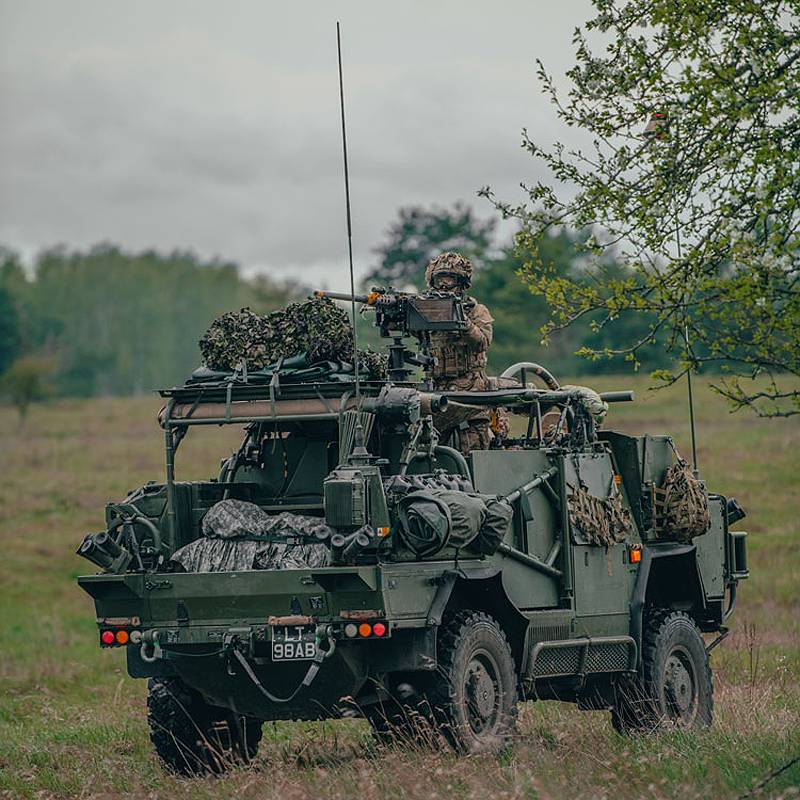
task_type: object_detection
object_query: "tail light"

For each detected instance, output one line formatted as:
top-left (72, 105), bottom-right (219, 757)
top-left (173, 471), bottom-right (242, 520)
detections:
top-left (99, 618), bottom-right (140, 647)
top-left (340, 619), bottom-right (389, 639)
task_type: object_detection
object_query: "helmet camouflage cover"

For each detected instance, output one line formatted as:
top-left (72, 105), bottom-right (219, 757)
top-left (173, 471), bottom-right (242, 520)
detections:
top-left (425, 252), bottom-right (473, 288)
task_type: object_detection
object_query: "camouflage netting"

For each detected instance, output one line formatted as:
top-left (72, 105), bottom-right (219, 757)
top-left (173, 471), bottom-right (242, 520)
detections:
top-left (170, 499), bottom-right (330, 573)
top-left (357, 348), bottom-right (388, 381)
top-left (655, 459), bottom-right (710, 542)
top-left (198, 297), bottom-right (387, 379)
top-left (568, 486), bottom-right (633, 548)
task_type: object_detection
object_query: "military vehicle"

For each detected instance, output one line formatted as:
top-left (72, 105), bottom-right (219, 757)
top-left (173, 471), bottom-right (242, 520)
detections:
top-left (76, 292), bottom-right (749, 774)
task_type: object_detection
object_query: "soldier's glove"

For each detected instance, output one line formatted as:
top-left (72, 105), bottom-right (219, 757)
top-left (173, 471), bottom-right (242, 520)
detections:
top-left (560, 385), bottom-right (609, 425)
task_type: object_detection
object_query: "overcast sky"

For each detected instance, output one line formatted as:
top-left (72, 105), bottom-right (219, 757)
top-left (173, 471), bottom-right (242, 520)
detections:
top-left (0, 1), bottom-right (592, 286)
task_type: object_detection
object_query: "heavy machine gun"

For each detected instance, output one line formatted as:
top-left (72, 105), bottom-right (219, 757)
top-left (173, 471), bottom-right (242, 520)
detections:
top-left (315, 288), bottom-right (468, 382)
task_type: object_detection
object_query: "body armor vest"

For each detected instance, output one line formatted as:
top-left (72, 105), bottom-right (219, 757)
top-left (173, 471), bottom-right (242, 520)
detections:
top-left (428, 301), bottom-right (490, 381)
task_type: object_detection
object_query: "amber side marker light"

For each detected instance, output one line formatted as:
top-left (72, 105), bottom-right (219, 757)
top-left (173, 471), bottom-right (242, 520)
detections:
top-left (629, 546), bottom-right (642, 564)
top-left (377, 527), bottom-right (390, 538)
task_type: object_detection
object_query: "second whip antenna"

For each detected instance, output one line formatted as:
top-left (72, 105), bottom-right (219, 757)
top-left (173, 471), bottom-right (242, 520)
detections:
top-left (336, 21), bottom-right (360, 401)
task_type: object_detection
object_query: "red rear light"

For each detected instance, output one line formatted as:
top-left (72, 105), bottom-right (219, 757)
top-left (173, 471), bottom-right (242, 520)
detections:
top-left (101, 631), bottom-right (115, 645)
top-left (372, 622), bottom-right (386, 637)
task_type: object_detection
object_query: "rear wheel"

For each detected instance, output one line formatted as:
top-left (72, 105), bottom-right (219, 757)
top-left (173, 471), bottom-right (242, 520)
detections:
top-left (147, 677), bottom-right (262, 775)
top-left (427, 611), bottom-right (518, 754)
top-left (612, 610), bottom-right (712, 734)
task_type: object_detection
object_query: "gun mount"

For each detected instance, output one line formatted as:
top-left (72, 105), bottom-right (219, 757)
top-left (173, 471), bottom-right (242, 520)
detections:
top-left (315, 288), bottom-right (468, 382)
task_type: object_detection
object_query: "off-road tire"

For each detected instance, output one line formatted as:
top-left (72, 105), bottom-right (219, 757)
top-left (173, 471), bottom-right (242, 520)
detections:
top-left (427, 610), bottom-right (519, 754)
top-left (612, 609), bottom-right (713, 734)
top-left (147, 677), bottom-right (263, 775)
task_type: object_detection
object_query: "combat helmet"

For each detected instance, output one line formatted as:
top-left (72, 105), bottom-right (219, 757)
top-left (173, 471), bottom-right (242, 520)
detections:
top-left (425, 252), bottom-right (473, 289)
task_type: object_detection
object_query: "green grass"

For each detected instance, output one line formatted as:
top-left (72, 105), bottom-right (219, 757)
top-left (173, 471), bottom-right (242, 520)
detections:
top-left (0, 376), bottom-right (798, 799)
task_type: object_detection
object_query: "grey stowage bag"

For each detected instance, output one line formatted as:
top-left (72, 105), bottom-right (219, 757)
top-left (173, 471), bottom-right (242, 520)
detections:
top-left (170, 499), bottom-right (330, 573)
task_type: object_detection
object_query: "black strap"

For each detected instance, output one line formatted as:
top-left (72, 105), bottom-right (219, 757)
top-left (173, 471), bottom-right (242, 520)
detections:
top-left (231, 637), bottom-right (333, 704)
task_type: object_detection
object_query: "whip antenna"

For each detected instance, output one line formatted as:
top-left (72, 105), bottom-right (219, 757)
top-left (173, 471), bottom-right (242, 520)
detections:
top-left (674, 172), bottom-right (698, 474)
top-left (336, 21), bottom-right (360, 402)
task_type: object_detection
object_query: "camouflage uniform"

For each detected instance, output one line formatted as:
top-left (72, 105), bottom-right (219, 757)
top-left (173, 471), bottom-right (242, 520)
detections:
top-left (424, 253), bottom-right (498, 454)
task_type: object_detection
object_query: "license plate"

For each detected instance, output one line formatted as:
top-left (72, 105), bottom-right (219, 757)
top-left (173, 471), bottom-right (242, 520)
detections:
top-left (271, 625), bottom-right (317, 661)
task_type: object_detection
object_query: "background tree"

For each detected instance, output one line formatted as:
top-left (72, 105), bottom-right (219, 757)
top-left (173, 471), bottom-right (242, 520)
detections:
top-left (476, 232), bottom-right (672, 376)
top-left (483, 0), bottom-right (800, 417)
top-left (0, 355), bottom-right (54, 421)
top-left (366, 202), bottom-right (496, 289)
top-left (0, 286), bottom-right (20, 376)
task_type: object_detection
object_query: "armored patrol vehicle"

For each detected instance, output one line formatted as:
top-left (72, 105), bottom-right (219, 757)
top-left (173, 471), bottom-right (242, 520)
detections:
top-left (77, 293), bottom-right (749, 774)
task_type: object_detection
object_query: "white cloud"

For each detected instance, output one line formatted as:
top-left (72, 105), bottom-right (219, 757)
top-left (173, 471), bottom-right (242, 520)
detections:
top-left (0, 0), bottom-right (592, 283)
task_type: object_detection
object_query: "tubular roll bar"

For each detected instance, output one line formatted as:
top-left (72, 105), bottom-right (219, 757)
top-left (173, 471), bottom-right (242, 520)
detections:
top-left (441, 389), bottom-right (635, 407)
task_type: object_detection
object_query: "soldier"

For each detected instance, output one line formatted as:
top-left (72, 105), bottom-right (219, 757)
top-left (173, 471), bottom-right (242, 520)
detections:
top-left (424, 252), bottom-right (501, 454)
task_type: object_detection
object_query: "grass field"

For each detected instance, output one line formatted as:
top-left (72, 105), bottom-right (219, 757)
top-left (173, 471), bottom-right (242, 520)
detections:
top-left (0, 375), bottom-right (798, 799)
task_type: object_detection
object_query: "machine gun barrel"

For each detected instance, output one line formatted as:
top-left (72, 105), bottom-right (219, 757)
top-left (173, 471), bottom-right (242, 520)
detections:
top-left (314, 289), bottom-right (373, 304)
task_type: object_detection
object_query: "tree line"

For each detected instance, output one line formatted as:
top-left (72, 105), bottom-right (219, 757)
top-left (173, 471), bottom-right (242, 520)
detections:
top-left (0, 244), bottom-right (299, 408)
top-left (0, 209), bottom-right (675, 413)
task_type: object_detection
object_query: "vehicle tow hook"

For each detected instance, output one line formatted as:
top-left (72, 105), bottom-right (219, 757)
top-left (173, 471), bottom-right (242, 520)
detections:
top-left (230, 625), bottom-right (336, 704)
top-left (140, 630), bottom-right (163, 663)
top-left (304, 625), bottom-right (337, 687)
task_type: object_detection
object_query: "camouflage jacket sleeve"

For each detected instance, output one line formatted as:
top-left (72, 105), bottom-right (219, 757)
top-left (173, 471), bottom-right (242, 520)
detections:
top-left (464, 300), bottom-right (493, 352)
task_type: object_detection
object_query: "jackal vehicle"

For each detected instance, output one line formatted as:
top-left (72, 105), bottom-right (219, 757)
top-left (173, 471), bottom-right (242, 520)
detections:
top-left (77, 294), bottom-right (749, 773)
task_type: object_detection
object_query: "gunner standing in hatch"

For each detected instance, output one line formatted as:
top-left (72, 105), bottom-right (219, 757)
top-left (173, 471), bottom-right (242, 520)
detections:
top-left (424, 252), bottom-right (500, 454)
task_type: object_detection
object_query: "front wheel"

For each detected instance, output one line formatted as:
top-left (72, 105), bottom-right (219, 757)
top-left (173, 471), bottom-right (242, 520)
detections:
top-left (428, 611), bottom-right (519, 754)
top-left (612, 610), bottom-right (713, 734)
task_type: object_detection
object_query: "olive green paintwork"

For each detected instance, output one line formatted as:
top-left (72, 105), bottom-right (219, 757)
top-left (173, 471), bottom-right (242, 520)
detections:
top-left (77, 376), bottom-right (748, 722)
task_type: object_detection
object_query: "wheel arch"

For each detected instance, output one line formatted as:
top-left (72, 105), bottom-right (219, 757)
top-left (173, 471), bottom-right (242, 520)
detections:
top-left (430, 569), bottom-right (529, 672)
top-left (631, 544), bottom-right (707, 668)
